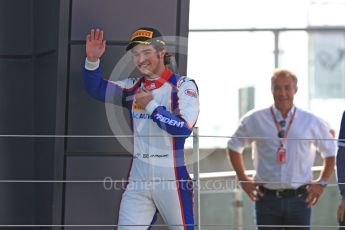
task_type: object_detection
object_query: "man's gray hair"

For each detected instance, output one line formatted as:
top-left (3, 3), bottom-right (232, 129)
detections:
top-left (271, 68), bottom-right (298, 91)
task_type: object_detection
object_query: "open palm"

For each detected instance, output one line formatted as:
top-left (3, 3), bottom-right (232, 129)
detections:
top-left (86, 28), bottom-right (106, 62)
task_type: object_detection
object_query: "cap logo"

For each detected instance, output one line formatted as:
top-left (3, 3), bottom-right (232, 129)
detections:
top-left (131, 30), bottom-right (154, 41)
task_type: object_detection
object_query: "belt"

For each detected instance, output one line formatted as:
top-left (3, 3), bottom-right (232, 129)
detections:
top-left (259, 185), bottom-right (308, 198)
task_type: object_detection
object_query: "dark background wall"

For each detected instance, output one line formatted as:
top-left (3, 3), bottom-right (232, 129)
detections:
top-left (0, 0), bottom-right (189, 229)
top-left (0, 0), bottom-right (60, 228)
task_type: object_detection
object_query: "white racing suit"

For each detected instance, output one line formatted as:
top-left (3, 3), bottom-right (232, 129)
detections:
top-left (83, 61), bottom-right (199, 230)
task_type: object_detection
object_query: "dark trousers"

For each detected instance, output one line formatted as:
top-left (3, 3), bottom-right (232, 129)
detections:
top-left (255, 191), bottom-right (311, 230)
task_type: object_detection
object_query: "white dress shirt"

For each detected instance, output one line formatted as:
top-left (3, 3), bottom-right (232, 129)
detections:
top-left (228, 105), bottom-right (336, 189)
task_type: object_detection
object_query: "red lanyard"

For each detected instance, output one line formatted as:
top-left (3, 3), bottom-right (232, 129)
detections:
top-left (270, 106), bottom-right (297, 147)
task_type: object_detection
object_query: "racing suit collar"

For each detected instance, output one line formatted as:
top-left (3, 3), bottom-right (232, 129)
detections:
top-left (143, 67), bottom-right (173, 91)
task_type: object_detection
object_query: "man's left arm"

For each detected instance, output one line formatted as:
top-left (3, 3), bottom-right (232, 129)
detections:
top-left (135, 79), bottom-right (200, 136)
top-left (306, 156), bottom-right (335, 207)
top-left (305, 117), bottom-right (337, 207)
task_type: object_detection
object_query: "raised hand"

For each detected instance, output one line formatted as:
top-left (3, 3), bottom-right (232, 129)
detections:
top-left (86, 28), bottom-right (106, 62)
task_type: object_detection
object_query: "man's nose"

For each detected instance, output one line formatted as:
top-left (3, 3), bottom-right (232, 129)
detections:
top-left (138, 53), bottom-right (147, 63)
top-left (279, 89), bottom-right (287, 96)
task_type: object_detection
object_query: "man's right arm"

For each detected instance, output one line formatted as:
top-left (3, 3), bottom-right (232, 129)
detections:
top-left (227, 148), bottom-right (248, 181)
top-left (227, 148), bottom-right (262, 201)
top-left (83, 28), bottom-right (108, 102)
top-left (83, 28), bottom-right (126, 105)
top-left (226, 116), bottom-right (261, 200)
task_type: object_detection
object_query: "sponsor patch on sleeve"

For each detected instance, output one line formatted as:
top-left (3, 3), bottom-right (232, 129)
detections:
top-left (184, 89), bottom-right (198, 98)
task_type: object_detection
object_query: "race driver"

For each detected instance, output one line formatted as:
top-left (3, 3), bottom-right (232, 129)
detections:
top-left (83, 27), bottom-right (199, 229)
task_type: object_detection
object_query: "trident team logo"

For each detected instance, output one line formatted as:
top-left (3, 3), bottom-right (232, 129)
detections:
top-left (105, 36), bottom-right (213, 167)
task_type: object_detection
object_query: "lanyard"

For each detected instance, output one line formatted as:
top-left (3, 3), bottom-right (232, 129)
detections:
top-left (270, 106), bottom-right (297, 148)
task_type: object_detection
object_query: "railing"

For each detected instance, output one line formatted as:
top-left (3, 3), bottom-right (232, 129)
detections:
top-left (0, 129), bottom-right (343, 229)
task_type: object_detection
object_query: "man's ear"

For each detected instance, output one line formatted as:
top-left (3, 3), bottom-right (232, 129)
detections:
top-left (159, 49), bottom-right (167, 58)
